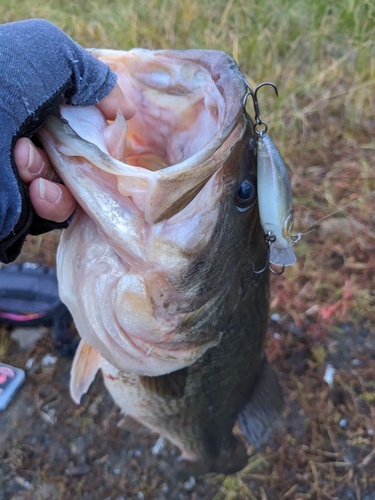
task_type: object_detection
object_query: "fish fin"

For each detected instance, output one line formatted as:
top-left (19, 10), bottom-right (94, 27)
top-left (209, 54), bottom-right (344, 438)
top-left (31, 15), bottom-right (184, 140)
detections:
top-left (177, 435), bottom-right (248, 478)
top-left (139, 367), bottom-right (188, 399)
top-left (70, 340), bottom-right (101, 405)
top-left (269, 246), bottom-right (297, 267)
top-left (237, 358), bottom-right (284, 448)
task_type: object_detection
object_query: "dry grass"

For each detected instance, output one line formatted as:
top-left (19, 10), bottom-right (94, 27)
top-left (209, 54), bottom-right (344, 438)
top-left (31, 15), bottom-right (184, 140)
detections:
top-left (0, 326), bottom-right (11, 360)
top-left (2, 0), bottom-right (375, 132)
top-left (1, 1), bottom-right (375, 498)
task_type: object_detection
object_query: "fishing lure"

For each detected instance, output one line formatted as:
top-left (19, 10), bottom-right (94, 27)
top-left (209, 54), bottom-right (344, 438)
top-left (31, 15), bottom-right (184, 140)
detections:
top-left (256, 131), bottom-right (297, 271)
top-left (243, 80), bottom-right (297, 274)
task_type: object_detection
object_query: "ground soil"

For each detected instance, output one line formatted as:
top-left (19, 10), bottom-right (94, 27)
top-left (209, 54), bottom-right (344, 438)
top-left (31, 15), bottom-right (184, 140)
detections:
top-left (0, 136), bottom-right (375, 500)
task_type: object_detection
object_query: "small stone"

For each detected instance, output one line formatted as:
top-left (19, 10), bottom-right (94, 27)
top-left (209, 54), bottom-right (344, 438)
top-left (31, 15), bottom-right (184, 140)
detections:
top-left (13, 476), bottom-right (30, 489)
top-left (40, 410), bottom-right (57, 425)
top-left (351, 359), bottom-right (361, 366)
top-left (273, 333), bottom-right (281, 340)
top-left (41, 354), bottom-right (58, 367)
top-left (11, 327), bottom-right (45, 351)
top-left (137, 493), bottom-right (144, 500)
top-left (339, 419), bottom-right (347, 428)
top-left (152, 436), bottom-right (165, 455)
top-left (270, 313), bottom-right (280, 322)
top-left (183, 476), bottom-right (196, 491)
top-left (25, 358), bottom-right (35, 370)
top-left (323, 364), bottom-right (336, 388)
top-left (305, 304), bottom-right (320, 317)
top-left (368, 429), bottom-right (374, 436)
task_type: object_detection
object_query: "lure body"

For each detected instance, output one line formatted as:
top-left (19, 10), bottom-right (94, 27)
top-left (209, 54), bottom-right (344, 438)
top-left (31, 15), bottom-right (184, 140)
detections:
top-left (257, 133), bottom-right (296, 267)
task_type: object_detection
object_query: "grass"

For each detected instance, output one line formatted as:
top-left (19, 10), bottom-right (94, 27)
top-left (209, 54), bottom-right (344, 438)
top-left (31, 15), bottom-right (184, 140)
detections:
top-left (2, 1), bottom-right (375, 499)
top-left (212, 453), bottom-right (278, 500)
top-left (1, 0), bottom-right (375, 135)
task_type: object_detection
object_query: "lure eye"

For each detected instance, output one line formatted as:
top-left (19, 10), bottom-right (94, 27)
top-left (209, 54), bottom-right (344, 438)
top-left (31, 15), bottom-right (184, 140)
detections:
top-left (235, 176), bottom-right (257, 212)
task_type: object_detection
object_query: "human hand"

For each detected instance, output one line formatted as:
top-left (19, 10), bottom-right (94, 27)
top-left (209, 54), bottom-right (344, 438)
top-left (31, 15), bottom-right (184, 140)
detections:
top-left (13, 84), bottom-right (135, 224)
top-left (0, 19), bottom-right (135, 263)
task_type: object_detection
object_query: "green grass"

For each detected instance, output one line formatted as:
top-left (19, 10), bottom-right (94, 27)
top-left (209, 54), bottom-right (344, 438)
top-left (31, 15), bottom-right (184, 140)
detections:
top-left (2, 0), bottom-right (375, 138)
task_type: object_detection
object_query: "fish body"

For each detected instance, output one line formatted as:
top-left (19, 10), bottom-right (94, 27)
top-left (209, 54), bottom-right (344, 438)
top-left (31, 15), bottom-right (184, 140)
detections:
top-left (257, 132), bottom-right (296, 267)
top-left (39, 49), bottom-right (283, 475)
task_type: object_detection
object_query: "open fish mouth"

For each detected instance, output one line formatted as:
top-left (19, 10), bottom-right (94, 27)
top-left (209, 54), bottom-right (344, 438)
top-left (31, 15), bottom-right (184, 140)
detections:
top-left (43, 49), bottom-right (247, 224)
top-left (38, 49), bottom-right (250, 377)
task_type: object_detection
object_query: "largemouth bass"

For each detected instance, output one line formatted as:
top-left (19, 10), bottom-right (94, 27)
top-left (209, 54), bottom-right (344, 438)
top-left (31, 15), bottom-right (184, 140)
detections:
top-left (38, 49), bottom-right (283, 476)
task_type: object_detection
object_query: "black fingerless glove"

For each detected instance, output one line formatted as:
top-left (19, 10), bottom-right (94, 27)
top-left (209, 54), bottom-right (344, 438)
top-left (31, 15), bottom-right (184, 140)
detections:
top-left (0, 19), bottom-right (117, 263)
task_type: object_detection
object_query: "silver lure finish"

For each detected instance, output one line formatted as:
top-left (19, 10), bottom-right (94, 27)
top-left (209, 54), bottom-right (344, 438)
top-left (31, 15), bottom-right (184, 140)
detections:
top-left (256, 133), bottom-right (296, 267)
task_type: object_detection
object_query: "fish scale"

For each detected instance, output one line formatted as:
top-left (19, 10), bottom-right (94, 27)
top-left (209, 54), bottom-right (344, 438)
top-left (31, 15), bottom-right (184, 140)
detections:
top-left (102, 125), bottom-right (271, 474)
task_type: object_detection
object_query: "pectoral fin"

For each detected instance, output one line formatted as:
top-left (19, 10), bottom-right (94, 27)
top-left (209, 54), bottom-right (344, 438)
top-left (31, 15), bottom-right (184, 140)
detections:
top-left (139, 367), bottom-right (188, 399)
top-left (70, 340), bottom-right (101, 405)
top-left (238, 358), bottom-right (284, 448)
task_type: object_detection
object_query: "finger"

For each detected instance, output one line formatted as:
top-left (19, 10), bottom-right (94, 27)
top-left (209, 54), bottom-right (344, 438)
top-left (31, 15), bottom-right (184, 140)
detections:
top-left (96, 83), bottom-right (136, 121)
top-left (14, 138), bottom-right (59, 184)
top-left (29, 178), bottom-right (76, 223)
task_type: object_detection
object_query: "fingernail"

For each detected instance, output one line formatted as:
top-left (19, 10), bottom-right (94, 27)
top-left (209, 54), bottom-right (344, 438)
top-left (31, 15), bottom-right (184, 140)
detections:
top-left (26, 142), bottom-right (43, 175)
top-left (39, 179), bottom-right (62, 204)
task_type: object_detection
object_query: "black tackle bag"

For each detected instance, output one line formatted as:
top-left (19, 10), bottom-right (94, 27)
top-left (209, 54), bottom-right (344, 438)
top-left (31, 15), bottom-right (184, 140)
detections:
top-left (0, 263), bottom-right (77, 357)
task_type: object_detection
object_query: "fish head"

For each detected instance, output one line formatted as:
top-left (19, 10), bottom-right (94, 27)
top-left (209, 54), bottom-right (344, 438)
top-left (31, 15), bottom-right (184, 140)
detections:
top-left (38, 49), bottom-right (265, 377)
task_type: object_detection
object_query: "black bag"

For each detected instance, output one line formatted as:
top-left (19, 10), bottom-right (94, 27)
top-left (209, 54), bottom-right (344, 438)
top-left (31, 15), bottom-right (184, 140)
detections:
top-left (0, 262), bottom-right (77, 357)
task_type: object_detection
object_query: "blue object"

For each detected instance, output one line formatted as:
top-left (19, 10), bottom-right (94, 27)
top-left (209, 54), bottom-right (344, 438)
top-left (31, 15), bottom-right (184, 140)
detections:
top-left (0, 362), bottom-right (25, 411)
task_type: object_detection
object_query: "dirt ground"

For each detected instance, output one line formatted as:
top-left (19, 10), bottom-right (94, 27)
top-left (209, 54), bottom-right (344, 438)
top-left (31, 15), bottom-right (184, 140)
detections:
top-left (1, 135), bottom-right (375, 500)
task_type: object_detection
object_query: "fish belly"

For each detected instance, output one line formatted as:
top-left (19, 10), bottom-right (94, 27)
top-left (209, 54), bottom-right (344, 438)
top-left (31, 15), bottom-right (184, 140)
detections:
top-left (101, 243), bottom-right (271, 475)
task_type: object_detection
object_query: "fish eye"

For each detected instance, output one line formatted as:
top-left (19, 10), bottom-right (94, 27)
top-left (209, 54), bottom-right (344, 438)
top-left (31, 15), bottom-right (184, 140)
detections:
top-left (235, 176), bottom-right (257, 212)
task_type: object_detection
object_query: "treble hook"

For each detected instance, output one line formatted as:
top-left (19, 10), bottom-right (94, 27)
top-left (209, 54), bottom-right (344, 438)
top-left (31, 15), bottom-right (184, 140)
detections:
top-left (242, 78), bottom-right (279, 135)
top-left (253, 231), bottom-right (285, 276)
top-left (252, 82), bottom-right (278, 135)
